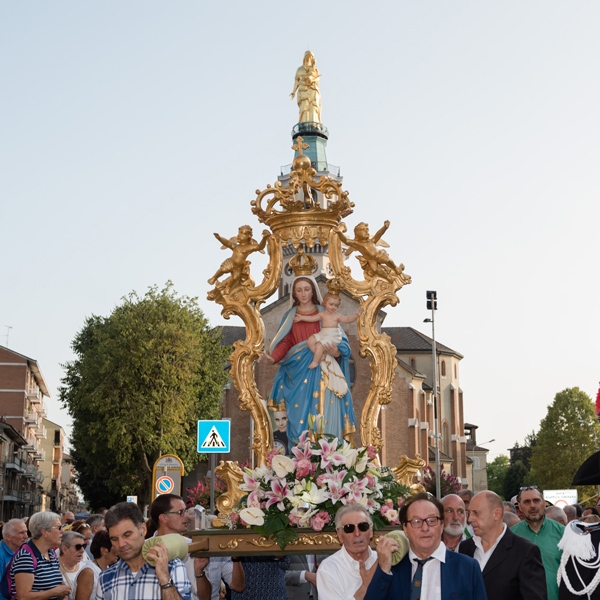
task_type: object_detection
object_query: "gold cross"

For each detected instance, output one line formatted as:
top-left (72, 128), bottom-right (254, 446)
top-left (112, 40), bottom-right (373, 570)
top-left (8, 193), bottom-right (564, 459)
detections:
top-left (292, 136), bottom-right (309, 155)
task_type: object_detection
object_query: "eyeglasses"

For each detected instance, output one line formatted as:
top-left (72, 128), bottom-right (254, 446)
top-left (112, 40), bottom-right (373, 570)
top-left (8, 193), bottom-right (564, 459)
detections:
top-left (49, 525), bottom-right (63, 531)
top-left (164, 509), bottom-right (187, 517)
top-left (405, 517), bottom-right (442, 529)
top-left (74, 543), bottom-right (88, 551)
top-left (341, 522), bottom-right (371, 534)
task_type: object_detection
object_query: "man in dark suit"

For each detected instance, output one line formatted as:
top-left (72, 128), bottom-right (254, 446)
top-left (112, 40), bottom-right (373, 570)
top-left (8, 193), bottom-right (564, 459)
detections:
top-left (460, 490), bottom-right (546, 600)
top-left (285, 554), bottom-right (318, 600)
top-left (365, 492), bottom-right (486, 600)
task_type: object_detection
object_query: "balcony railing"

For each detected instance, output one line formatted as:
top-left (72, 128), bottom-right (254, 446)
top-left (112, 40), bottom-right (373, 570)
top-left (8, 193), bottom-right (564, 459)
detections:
top-left (34, 425), bottom-right (47, 439)
top-left (23, 438), bottom-right (38, 453)
top-left (3, 457), bottom-right (26, 473)
top-left (24, 410), bottom-right (39, 425)
top-left (27, 391), bottom-right (42, 404)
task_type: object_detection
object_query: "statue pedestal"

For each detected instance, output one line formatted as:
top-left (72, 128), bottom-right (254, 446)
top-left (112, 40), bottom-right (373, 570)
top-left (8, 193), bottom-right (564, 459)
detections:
top-left (188, 527), bottom-right (395, 557)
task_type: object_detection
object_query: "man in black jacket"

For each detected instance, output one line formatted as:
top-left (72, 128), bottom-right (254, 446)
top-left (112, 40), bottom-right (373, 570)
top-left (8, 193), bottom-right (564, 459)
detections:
top-left (460, 490), bottom-right (546, 600)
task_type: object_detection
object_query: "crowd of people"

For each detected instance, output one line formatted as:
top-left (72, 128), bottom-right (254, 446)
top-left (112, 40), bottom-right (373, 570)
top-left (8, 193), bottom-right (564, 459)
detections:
top-left (0, 485), bottom-right (597, 600)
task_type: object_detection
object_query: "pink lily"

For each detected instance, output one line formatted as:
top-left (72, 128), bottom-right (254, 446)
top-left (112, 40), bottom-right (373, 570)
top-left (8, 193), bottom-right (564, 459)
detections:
top-left (313, 437), bottom-right (346, 470)
top-left (265, 477), bottom-right (292, 511)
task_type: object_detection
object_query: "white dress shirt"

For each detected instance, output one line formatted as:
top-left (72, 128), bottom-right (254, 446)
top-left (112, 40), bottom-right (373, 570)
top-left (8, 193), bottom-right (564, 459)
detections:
top-left (408, 541), bottom-right (447, 600)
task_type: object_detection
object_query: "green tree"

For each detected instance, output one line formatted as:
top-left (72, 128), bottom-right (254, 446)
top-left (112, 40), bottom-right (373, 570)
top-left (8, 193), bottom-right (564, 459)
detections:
top-left (503, 459), bottom-right (529, 500)
top-left (530, 387), bottom-right (599, 501)
top-left (59, 283), bottom-right (229, 508)
top-left (487, 455), bottom-right (510, 498)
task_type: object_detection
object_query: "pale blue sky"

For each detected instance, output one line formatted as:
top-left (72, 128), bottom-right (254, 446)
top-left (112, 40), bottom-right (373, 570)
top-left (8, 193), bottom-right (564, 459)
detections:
top-left (2, 2), bottom-right (599, 462)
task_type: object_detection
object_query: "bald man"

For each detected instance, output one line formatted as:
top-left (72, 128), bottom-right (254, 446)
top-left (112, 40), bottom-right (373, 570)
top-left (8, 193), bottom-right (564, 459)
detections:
top-left (460, 490), bottom-right (546, 600)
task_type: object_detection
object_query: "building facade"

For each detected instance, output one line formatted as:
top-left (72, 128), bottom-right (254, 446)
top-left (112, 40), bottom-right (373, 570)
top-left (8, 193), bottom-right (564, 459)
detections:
top-left (0, 346), bottom-right (80, 516)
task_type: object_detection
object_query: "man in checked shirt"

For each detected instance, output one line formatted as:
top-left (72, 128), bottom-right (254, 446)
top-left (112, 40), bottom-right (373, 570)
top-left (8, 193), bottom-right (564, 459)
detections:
top-left (97, 502), bottom-right (191, 600)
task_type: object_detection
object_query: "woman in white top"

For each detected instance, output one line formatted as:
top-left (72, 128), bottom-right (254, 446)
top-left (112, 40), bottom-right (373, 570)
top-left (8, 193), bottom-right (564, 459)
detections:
top-left (73, 530), bottom-right (118, 600)
top-left (58, 531), bottom-right (86, 600)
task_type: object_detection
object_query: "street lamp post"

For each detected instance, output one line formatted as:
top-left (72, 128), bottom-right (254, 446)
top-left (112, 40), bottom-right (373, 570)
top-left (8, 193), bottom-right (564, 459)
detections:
top-left (578, 419), bottom-right (600, 500)
top-left (424, 291), bottom-right (441, 499)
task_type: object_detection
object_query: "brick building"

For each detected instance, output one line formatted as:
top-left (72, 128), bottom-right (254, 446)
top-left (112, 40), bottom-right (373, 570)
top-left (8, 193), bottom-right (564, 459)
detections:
top-left (0, 346), bottom-right (80, 515)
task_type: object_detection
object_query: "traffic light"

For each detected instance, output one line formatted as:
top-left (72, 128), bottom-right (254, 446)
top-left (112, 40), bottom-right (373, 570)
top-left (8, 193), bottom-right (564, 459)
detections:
top-left (426, 290), bottom-right (437, 310)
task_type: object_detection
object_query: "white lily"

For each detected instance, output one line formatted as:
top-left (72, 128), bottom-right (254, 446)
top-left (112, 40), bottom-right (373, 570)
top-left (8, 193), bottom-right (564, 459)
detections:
top-left (239, 507), bottom-right (265, 526)
top-left (354, 453), bottom-right (369, 474)
top-left (300, 481), bottom-right (329, 505)
top-left (271, 454), bottom-right (295, 478)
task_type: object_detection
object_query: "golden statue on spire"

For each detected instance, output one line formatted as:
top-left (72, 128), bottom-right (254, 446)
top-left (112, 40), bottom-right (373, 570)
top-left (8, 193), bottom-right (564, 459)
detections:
top-left (290, 51), bottom-right (322, 123)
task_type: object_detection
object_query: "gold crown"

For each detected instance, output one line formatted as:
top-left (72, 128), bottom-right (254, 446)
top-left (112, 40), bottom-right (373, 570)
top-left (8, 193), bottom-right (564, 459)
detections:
top-left (289, 249), bottom-right (317, 276)
top-left (251, 137), bottom-right (354, 250)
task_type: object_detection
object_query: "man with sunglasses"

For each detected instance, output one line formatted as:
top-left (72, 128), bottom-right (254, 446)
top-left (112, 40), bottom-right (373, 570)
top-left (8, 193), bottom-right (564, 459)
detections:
top-left (511, 486), bottom-right (563, 600)
top-left (316, 504), bottom-right (378, 600)
top-left (365, 492), bottom-right (486, 600)
top-left (151, 494), bottom-right (212, 600)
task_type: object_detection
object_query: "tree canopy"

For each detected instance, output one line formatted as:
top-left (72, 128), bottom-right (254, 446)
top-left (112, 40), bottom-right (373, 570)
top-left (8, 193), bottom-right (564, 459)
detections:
top-left (59, 283), bottom-right (229, 508)
top-left (487, 455), bottom-right (510, 498)
top-left (529, 387), bottom-right (599, 501)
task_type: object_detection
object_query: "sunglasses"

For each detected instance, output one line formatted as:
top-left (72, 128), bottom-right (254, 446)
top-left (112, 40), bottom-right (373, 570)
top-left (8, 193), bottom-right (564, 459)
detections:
top-left (74, 543), bottom-right (88, 551)
top-left (341, 521), bottom-right (370, 534)
top-left (517, 485), bottom-right (540, 500)
top-left (164, 509), bottom-right (187, 517)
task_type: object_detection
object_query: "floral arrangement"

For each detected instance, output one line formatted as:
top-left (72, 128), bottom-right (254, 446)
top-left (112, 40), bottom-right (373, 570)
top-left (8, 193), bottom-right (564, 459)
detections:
top-left (422, 465), bottom-right (462, 497)
top-left (224, 433), bottom-right (410, 548)
top-left (186, 461), bottom-right (250, 510)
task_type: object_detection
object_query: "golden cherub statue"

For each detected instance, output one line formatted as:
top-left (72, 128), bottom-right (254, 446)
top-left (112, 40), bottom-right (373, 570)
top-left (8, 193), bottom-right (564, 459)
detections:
top-left (290, 51), bottom-right (322, 123)
top-left (208, 225), bottom-right (270, 291)
top-left (338, 221), bottom-right (405, 281)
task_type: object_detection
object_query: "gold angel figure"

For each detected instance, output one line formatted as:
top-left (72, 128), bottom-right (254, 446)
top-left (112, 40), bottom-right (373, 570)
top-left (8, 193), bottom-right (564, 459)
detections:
top-left (338, 221), bottom-right (405, 281)
top-left (208, 225), bottom-right (269, 290)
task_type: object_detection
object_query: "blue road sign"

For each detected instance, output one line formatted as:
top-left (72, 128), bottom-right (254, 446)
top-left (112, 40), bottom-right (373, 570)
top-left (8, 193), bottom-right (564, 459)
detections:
top-left (197, 420), bottom-right (231, 454)
top-left (156, 476), bottom-right (175, 494)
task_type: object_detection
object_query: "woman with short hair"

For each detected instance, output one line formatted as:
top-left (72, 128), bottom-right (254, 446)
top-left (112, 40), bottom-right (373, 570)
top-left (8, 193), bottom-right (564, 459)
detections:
top-left (10, 511), bottom-right (71, 600)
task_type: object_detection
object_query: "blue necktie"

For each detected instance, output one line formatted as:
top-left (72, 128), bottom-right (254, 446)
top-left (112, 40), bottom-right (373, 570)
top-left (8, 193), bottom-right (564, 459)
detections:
top-left (411, 557), bottom-right (433, 600)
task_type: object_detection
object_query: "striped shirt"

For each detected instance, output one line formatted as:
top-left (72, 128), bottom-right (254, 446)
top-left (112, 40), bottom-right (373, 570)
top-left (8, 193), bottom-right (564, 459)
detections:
top-left (10, 542), bottom-right (63, 599)
top-left (96, 558), bottom-right (190, 600)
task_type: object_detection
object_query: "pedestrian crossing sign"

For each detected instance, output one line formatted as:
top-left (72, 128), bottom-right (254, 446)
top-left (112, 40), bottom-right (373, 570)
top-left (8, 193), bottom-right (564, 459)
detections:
top-left (197, 420), bottom-right (231, 454)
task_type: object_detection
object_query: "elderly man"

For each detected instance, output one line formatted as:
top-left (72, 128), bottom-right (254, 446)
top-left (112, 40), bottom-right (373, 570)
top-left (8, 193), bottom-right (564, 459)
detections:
top-left (460, 490), bottom-right (546, 600)
top-left (563, 505), bottom-right (578, 523)
top-left (0, 519), bottom-right (28, 600)
top-left (317, 504), bottom-right (378, 600)
top-left (545, 506), bottom-right (567, 526)
top-left (440, 494), bottom-right (467, 552)
top-left (61, 511), bottom-right (75, 525)
top-left (84, 513), bottom-right (105, 559)
top-left (503, 512), bottom-right (520, 528)
top-left (365, 492), bottom-right (486, 600)
top-left (511, 486), bottom-right (563, 600)
top-left (98, 501), bottom-right (191, 600)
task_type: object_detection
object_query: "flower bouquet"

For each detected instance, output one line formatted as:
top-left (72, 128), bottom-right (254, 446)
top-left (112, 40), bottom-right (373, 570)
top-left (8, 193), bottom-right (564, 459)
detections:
top-left (223, 432), bottom-right (410, 549)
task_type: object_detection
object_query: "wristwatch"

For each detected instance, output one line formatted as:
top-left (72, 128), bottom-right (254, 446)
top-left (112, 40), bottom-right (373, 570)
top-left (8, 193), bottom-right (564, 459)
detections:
top-left (160, 578), bottom-right (175, 590)
top-left (195, 571), bottom-right (206, 579)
